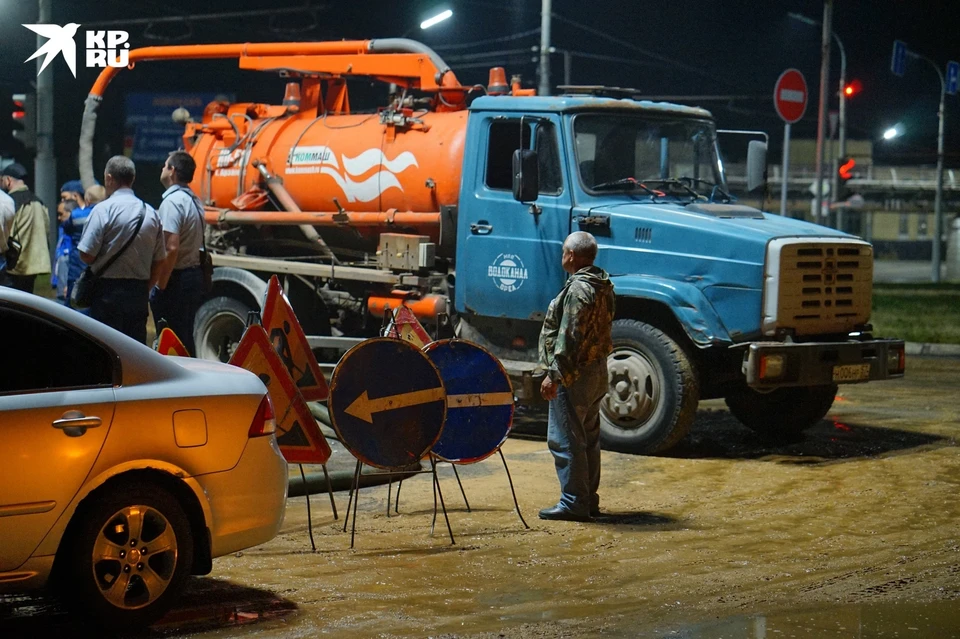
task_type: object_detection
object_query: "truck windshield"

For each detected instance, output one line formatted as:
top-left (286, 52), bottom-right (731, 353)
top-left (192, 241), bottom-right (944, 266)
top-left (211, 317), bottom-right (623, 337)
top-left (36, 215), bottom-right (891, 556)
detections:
top-left (574, 114), bottom-right (725, 199)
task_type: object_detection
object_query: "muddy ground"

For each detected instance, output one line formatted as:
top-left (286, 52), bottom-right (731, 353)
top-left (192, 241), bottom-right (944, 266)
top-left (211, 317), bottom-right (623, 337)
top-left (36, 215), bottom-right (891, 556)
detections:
top-left (2, 357), bottom-right (959, 638)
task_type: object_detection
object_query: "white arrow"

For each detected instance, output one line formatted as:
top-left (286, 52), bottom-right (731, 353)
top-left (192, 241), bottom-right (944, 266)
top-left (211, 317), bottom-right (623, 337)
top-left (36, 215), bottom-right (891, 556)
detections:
top-left (446, 392), bottom-right (514, 408)
top-left (345, 387), bottom-right (445, 424)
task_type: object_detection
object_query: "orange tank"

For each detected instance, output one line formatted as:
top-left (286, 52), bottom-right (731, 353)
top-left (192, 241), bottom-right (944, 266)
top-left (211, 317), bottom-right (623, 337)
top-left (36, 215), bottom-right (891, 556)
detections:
top-left (188, 103), bottom-right (468, 245)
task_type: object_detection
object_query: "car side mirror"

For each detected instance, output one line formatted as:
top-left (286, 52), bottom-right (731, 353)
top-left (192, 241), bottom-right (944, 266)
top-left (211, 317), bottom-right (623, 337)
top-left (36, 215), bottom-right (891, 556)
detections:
top-left (512, 149), bottom-right (539, 202)
top-left (746, 140), bottom-right (767, 192)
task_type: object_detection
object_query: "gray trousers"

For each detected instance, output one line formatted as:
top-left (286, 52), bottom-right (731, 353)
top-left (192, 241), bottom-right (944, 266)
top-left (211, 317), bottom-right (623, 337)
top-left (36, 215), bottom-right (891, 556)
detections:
top-left (547, 359), bottom-right (607, 515)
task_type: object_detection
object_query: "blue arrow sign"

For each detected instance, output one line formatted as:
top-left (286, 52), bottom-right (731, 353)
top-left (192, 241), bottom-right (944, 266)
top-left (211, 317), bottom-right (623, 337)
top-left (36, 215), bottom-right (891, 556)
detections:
top-left (947, 61), bottom-right (960, 96)
top-left (329, 338), bottom-right (446, 470)
top-left (891, 40), bottom-right (907, 77)
top-left (424, 339), bottom-right (515, 464)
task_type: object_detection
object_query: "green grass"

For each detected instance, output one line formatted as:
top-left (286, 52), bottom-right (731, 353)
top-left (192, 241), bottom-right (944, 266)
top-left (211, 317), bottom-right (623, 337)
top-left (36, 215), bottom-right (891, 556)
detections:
top-left (871, 284), bottom-right (960, 344)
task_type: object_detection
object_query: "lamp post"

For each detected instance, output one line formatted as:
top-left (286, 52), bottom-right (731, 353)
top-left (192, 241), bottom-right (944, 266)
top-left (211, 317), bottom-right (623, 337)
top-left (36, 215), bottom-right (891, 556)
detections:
top-left (904, 51), bottom-right (946, 283)
top-left (789, 10), bottom-right (846, 230)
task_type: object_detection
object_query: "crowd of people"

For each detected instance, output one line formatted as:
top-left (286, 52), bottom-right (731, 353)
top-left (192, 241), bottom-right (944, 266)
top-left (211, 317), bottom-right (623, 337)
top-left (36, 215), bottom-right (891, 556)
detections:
top-left (0, 152), bottom-right (208, 356)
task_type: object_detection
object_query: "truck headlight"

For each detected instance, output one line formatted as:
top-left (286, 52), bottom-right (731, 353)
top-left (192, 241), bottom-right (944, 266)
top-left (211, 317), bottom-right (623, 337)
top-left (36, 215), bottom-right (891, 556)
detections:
top-left (759, 354), bottom-right (785, 380)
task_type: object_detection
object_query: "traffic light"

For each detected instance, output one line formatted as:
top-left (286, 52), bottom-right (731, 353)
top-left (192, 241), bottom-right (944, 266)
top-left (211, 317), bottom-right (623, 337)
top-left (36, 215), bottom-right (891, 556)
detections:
top-left (842, 79), bottom-right (862, 98)
top-left (838, 156), bottom-right (856, 184)
top-left (12, 93), bottom-right (35, 151)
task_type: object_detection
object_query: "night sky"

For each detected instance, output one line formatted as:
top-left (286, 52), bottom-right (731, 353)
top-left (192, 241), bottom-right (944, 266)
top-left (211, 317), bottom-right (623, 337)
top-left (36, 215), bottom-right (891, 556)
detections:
top-left (2, 0), bottom-right (959, 187)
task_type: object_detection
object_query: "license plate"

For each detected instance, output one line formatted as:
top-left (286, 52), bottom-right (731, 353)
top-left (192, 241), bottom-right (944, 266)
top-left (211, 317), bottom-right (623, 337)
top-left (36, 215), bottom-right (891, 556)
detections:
top-left (832, 363), bottom-right (871, 382)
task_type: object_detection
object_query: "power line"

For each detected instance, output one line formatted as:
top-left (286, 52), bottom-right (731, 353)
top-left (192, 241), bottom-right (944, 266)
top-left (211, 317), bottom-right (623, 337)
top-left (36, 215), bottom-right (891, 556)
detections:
top-left (432, 28), bottom-right (541, 51)
top-left (551, 13), bottom-right (739, 90)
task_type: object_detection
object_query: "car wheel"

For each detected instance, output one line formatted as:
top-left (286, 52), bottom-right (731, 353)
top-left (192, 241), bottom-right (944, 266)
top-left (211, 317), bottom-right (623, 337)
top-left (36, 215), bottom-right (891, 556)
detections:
top-left (68, 483), bottom-right (194, 630)
top-left (725, 384), bottom-right (838, 438)
top-left (599, 319), bottom-right (700, 454)
top-left (194, 296), bottom-right (252, 362)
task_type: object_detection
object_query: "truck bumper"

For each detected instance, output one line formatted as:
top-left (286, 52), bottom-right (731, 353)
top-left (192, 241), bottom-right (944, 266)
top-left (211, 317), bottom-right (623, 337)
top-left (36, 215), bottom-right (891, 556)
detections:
top-left (742, 338), bottom-right (906, 389)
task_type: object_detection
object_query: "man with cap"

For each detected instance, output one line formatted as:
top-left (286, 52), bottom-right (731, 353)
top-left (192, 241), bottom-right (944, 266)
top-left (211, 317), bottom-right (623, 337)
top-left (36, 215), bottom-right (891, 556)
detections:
top-left (78, 155), bottom-right (166, 344)
top-left (0, 162), bottom-right (50, 293)
top-left (57, 179), bottom-right (94, 305)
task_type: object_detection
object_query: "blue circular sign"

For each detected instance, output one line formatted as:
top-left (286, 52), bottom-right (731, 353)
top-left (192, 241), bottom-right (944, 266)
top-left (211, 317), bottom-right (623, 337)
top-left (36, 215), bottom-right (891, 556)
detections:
top-left (423, 339), bottom-right (514, 463)
top-left (329, 338), bottom-right (446, 470)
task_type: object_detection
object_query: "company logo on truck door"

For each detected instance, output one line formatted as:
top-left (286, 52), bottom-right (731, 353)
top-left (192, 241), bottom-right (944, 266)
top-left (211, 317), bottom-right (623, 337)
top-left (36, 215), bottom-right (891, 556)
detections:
top-left (286, 145), bottom-right (418, 203)
top-left (488, 253), bottom-right (529, 292)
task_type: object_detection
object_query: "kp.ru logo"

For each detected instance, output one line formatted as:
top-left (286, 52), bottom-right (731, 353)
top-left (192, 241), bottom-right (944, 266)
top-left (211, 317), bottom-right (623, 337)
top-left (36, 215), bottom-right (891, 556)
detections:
top-left (23, 24), bottom-right (131, 78)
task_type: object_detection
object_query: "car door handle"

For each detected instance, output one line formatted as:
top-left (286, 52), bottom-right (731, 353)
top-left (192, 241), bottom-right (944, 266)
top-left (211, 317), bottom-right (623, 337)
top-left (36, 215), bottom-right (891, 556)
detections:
top-left (470, 222), bottom-right (493, 235)
top-left (53, 411), bottom-right (102, 436)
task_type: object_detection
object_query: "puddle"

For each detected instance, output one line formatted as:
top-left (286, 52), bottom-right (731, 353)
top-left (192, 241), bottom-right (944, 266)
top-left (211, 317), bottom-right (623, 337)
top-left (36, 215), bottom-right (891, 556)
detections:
top-left (657, 602), bottom-right (960, 638)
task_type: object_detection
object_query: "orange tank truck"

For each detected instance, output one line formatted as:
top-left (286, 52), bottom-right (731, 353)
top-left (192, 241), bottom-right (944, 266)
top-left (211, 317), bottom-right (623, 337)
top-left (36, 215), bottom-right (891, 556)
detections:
top-left (190, 104), bottom-right (468, 248)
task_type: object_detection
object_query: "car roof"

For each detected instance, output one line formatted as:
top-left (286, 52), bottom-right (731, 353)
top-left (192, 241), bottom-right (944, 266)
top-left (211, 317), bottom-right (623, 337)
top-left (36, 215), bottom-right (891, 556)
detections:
top-left (0, 287), bottom-right (186, 386)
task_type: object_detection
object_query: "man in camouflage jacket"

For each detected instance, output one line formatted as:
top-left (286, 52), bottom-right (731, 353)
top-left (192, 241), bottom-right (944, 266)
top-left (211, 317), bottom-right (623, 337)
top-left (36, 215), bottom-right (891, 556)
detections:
top-left (538, 231), bottom-right (615, 522)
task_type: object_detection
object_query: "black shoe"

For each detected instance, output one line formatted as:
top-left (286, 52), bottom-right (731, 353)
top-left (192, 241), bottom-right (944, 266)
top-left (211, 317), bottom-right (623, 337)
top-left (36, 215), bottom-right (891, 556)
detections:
top-left (590, 508), bottom-right (602, 518)
top-left (539, 505), bottom-right (593, 522)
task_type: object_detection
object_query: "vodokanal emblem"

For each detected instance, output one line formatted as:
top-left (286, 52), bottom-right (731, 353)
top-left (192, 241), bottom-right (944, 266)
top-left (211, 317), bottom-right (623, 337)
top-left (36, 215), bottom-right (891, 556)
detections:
top-left (488, 253), bottom-right (528, 293)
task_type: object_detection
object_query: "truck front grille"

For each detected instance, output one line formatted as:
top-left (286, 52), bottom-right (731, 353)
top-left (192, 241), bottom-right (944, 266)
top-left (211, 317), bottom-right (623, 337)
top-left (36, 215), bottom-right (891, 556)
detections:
top-left (764, 240), bottom-right (873, 336)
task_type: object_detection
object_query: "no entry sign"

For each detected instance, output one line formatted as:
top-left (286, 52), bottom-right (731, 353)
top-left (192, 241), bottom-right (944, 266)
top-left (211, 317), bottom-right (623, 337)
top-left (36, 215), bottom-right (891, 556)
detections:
top-left (774, 69), bottom-right (808, 124)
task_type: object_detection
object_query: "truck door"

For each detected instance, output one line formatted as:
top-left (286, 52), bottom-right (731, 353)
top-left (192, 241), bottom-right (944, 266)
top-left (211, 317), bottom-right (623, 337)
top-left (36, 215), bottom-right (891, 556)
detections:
top-left (457, 115), bottom-right (571, 321)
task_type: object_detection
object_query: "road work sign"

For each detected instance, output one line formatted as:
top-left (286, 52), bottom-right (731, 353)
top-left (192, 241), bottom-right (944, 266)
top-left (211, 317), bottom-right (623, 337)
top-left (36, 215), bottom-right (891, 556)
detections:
top-left (230, 324), bottom-right (331, 464)
top-left (424, 339), bottom-right (514, 464)
top-left (261, 275), bottom-right (329, 401)
top-left (328, 338), bottom-right (446, 469)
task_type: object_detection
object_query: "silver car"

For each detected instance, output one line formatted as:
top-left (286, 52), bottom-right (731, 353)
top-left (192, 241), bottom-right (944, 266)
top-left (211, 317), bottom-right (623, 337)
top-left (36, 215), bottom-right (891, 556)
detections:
top-left (0, 288), bottom-right (288, 629)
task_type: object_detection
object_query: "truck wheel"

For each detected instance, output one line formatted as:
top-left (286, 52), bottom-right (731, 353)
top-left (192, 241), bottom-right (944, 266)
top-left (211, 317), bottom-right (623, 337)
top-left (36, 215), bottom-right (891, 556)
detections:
top-left (600, 319), bottom-right (700, 454)
top-left (66, 483), bottom-right (194, 630)
top-left (724, 384), bottom-right (838, 438)
top-left (194, 296), bottom-right (252, 362)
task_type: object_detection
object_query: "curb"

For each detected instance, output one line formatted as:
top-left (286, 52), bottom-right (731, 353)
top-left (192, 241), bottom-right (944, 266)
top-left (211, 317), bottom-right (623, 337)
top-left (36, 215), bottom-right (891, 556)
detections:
top-left (905, 342), bottom-right (960, 358)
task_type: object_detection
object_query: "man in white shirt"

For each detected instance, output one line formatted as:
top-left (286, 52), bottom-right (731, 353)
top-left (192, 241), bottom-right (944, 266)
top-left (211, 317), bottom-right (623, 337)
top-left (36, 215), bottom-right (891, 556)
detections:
top-left (151, 150), bottom-right (206, 356)
top-left (78, 155), bottom-right (166, 344)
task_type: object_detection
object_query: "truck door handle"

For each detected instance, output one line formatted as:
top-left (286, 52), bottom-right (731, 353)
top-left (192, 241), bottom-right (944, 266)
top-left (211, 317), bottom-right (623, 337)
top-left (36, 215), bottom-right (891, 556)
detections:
top-left (470, 222), bottom-right (493, 235)
top-left (53, 411), bottom-right (102, 437)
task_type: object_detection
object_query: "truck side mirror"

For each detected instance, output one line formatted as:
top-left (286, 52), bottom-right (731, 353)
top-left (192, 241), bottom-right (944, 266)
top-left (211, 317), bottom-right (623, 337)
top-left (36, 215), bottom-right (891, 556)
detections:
top-left (746, 140), bottom-right (767, 192)
top-left (512, 149), bottom-right (539, 202)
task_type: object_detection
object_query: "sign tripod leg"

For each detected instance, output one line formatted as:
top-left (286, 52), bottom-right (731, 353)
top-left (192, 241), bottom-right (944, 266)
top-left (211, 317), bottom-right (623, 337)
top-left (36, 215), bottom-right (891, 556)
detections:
top-left (321, 463), bottom-right (338, 520)
top-left (499, 449), bottom-right (529, 529)
top-left (450, 462), bottom-right (471, 512)
top-left (343, 460), bottom-right (361, 533)
top-left (429, 456), bottom-right (456, 545)
top-left (394, 479), bottom-right (403, 513)
top-left (350, 460), bottom-right (363, 549)
top-left (298, 464), bottom-right (316, 551)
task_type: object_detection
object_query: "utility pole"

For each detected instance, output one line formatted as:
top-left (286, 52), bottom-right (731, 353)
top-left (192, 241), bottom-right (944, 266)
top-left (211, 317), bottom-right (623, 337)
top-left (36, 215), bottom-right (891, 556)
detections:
top-left (36, 0), bottom-right (57, 255)
top-left (538, 0), bottom-right (552, 96)
top-left (813, 0), bottom-right (832, 224)
top-left (832, 33), bottom-right (847, 232)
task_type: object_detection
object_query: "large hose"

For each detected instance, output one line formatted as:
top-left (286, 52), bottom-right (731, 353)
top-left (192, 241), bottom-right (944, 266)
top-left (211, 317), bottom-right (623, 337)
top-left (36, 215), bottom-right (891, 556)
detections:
top-left (79, 95), bottom-right (101, 190)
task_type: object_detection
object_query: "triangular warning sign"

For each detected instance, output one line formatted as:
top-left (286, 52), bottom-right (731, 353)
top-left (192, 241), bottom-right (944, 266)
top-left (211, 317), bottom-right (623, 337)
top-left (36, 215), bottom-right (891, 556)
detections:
top-left (229, 324), bottom-right (331, 464)
top-left (261, 275), bottom-right (329, 402)
top-left (384, 305), bottom-right (432, 348)
top-left (156, 328), bottom-right (190, 357)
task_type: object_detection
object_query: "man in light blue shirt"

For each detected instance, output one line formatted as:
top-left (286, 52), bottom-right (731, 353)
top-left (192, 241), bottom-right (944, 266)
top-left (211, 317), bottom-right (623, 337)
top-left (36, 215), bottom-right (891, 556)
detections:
top-left (151, 150), bottom-right (206, 356)
top-left (78, 155), bottom-right (166, 344)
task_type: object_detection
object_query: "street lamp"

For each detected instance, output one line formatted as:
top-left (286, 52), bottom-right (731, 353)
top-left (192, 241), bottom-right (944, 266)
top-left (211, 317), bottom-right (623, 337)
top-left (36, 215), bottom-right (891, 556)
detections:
top-left (789, 10), bottom-right (847, 230)
top-left (420, 9), bottom-right (452, 30)
top-left (883, 127), bottom-right (900, 141)
top-left (402, 7), bottom-right (453, 38)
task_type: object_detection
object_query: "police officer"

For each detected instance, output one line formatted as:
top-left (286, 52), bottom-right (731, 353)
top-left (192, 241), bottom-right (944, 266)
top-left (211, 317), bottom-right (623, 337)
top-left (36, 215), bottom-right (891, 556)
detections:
top-left (78, 155), bottom-right (165, 344)
top-left (150, 150), bottom-right (206, 356)
top-left (538, 231), bottom-right (616, 522)
top-left (1, 163), bottom-right (51, 293)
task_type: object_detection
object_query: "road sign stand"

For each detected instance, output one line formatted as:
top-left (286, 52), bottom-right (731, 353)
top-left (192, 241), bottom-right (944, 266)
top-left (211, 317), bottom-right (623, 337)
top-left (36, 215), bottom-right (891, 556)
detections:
top-left (341, 459), bottom-right (455, 548)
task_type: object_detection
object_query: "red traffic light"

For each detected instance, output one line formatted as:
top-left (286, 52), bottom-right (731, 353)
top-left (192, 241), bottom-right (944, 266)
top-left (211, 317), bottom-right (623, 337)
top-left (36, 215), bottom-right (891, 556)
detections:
top-left (842, 79), bottom-right (862, 98)
top-left (12, 100), bottom-right (25, 120)
top-left (839, 157), bottom-right (856, 181)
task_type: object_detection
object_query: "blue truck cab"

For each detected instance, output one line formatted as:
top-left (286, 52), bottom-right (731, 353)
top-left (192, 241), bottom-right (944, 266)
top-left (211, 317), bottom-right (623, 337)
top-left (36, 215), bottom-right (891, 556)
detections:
top-left (453, 92), bottom-right (905, 453)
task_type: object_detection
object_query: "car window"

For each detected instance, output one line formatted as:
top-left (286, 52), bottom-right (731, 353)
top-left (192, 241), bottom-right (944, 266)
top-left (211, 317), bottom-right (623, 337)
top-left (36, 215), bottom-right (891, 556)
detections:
top-left (485, 119), bottom-right (563, 195)
top-left (0, 306), bottom-right (116, 394)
